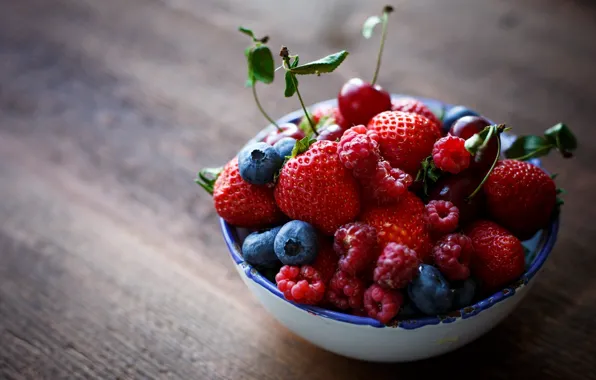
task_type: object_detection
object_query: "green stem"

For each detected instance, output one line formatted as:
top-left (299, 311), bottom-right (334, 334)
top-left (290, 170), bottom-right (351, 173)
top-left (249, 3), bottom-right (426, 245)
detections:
top-left (371, 6), bottom-right (393, 86)
top-left (467, 130), bottom-right (501, 200)
top-left (252, 81), bottom-right (280, 131)
top-left (508, 144), bottom-right (553, 161)
top-left (293, 76), bottom-right (318, 136)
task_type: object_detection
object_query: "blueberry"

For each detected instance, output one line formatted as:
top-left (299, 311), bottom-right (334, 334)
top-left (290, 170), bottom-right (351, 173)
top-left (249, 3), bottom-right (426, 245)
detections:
top-left (274, 220), bottom-right (318, 265)
top-left (452, 278), bottom-right (478, 309)
top-left (242, 226), bottom-right (283, 268)
top-left (238, 142), bottom-right (283, 185)
top-left (442, 105), bottom-right (479, 135)
top-left (273, 137), bottom-right (297, 160)
top-left (408, 264), bottom-right (454, 315)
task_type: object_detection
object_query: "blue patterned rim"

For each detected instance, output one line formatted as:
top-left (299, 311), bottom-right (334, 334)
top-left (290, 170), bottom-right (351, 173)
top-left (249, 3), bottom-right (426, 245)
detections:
top-left (220, 95), bottom-right (560, 329)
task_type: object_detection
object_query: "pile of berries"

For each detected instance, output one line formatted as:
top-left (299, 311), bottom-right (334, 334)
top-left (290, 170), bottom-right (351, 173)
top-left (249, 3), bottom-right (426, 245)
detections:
top-left (197, 6), bottom-right (576, 325)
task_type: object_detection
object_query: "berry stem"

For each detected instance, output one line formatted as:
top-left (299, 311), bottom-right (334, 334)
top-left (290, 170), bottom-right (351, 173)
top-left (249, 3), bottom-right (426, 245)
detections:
top-left (371, 5), bottom-right (393, 86)
top-left (280, 47), bottom-right (318, 136)
top-left (508, 145), bottom-right (553, 161)
top-left (466, 125), bottom-right (505, 201)
top-left (252, 81), bottom-right (280, 131)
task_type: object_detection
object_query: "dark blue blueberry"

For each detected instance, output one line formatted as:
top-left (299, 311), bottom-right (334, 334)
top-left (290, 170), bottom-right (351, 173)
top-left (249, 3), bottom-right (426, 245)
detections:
top-left (442, 105), bottom-right (479, 135)
top-left (273, 137), bottom-right (297, 160)
top-left (408, 264), bottom-right (454, 315)
top-left (242, 226), bottom-right (283, 268)
top-left (238, 142), bottom-right (283, 185)
top-left (274, 220), bottom-right (318, 265)
top-left (398, 298), bottom-right (422, 319)
top-left (452, 278), bottom-right (478, 309)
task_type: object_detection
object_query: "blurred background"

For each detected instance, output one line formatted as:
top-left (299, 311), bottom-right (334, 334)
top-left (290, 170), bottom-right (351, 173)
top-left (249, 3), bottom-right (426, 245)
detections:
top-left (1, 0), bottom-right (595, 379)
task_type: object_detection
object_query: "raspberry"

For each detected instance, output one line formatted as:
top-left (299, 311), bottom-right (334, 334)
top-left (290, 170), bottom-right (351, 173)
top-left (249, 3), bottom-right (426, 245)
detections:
top-left (432, 135), bottom-right (471, 174)
top-left (326, 270), bottom-right (366, 310)
top-left (337, 126), bottom-right (381, 178)
top-left (425, 200), bottom-right (460, 235)
top-left (275, 265), bottom-right (326, 305)
top-left (363, 284), bottom-right (403, 324)
top-left (374, 243), bottom-right (421, 289)
top-left (333, 222), bottom-right (378, 275)
top-left (432, 234), bottom-right (474, 281)
top-left (365, 161), bottom-right (412, 204)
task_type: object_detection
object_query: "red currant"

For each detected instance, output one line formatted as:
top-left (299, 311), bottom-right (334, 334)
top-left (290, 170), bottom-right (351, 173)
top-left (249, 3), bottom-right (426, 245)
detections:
top-left (338, 78), bottom-right (392, 127)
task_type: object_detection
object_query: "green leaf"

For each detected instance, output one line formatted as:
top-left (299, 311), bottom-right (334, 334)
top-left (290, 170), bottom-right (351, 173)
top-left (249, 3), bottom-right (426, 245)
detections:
top-left (416, 157), bottom-right (442, 195)
top-left (238, 26), bottom-right (255, 40)
top-left (251, 45), bottom-right (274, 84)
top-left (244, 47), bottom-right (255, 87)
top-left (362, 16), bottom-right (382, 39)
top-left (284, 71), bottom-right (297, 97)
top-left (195, 167), bottom-right (223, 195)
top-left (290, 56), bottom-right (300, 68)
top-left (290, 135), bottom-right (316, 158)
top-left (550, 173), bottom-right (559, 180)
top-left (545, 123), bottom-right (577, 155)
top-left (288, 50), bottom-right (349, 75)
top-left (504, 135), bottom-right (552, 160)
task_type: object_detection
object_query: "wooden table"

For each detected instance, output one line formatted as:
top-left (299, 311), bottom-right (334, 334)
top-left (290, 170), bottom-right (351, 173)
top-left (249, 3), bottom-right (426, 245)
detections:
top-left (1, 0), bottom-right (595, 378)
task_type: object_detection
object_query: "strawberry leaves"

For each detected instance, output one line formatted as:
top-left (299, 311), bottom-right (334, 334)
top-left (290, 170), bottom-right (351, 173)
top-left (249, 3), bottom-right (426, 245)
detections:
top-left (196, 167), bottom-right (223, 195)
top-left (416, 157), bottom-right (442, 195)
top-left (290, 135), bottom-right (316, 159)
top-left (504, 123), bottom-right (577, 160)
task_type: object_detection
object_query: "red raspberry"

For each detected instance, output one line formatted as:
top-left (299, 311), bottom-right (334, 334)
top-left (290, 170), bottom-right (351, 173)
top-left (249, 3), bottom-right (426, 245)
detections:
top-left (337, 126), bottom-right (380, 178)
top-left (373, 243), bottom-right (421, 289)
top-left (432, 135), bottom-right (471, 174)
top-left (326, 270), bottom-right (366, 310)
top-left (334, 222), bottom-right (378, 275)
top-left (363, 284), bottom-right (403, 324)
top-left (425, 200), bottom-right (460, 235)
top-left (275, 265), bottom-right (326, 305)
top-left (432, 233), bottom-right (474, 281)
top-left (364, 161), bottom-right (412, 204)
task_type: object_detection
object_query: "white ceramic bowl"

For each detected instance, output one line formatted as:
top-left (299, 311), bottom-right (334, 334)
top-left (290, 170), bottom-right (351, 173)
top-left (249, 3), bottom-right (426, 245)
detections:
top-left (221, 96), bottom-right (559, 362)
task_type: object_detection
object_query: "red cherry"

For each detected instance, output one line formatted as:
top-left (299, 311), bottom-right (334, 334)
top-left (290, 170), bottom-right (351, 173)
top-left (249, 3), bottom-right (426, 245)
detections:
top-left (338, 78), bottom-right (392, 127)
top-left (449, 116), bottom-right (498, 172)
top-left (316, 124), bottom-right (347, 141)
top-left (263, 123), bottom-right (305, 145)
top-left (429, 172), bottom-right (485, 226)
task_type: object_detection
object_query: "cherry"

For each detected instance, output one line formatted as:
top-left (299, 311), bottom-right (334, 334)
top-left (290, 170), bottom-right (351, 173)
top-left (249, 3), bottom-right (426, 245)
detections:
top-left (263, 123), bottom-right (305, 145)
top-left (449, 116), bottom-right (498, 172)
top-left (429, 172), bottom-right (485, 226)
top-left (338, 78), bottom-right (392, 126)
top-left (316, 123), bottom-right (347, 141)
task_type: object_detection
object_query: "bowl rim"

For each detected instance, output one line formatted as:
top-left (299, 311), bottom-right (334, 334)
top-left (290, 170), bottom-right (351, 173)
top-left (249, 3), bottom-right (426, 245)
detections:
top-left (220, 95), bottom-right (560, 329)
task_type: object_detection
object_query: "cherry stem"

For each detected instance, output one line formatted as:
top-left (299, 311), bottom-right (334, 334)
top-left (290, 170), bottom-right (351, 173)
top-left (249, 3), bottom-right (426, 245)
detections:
top-left (252, 81), bottom-right (280, 131)
top-left (466, 125), bottom-right (504, 201)
top-left (371, 6), bottom-right (393, 86)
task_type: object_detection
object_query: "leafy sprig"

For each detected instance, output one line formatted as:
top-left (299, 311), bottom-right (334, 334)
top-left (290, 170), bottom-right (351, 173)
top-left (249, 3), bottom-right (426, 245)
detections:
top-left (504, 123), bottom-right (577, 160)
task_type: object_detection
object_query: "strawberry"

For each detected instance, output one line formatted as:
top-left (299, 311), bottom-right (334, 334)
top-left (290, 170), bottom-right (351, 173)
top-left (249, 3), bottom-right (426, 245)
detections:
top-left (274, 140), bottom-right (361, 235)
top-left (392, 97), bottom-right (442, 134)
top-left (359, 191), bottom-right (433, 262)
top-left (367, 111), bottom-right (440, 176)
top-left (465, 220), bottom-right (525, 291)
top-left (202, 158), bottom-right (285, 228)
top-left (484, 159), bottom-right (557, 240)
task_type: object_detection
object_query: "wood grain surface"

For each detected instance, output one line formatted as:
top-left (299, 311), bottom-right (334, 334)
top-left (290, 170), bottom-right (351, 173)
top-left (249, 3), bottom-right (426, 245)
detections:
top-left (1, 0), bottom-right (595, 379)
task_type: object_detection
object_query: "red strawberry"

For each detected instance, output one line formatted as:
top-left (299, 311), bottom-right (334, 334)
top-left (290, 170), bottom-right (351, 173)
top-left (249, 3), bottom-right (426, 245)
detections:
top-left (367, 111), bottom-right (440, 175)
top-left (359, 191), bottom-right (433, 262)
top-left (274, 140), bottom-right (361, 235)
top-left (465, 220), bottom-right (525, 291)
top-left (391, 97), bottom-right (442, 134)
top-left (484, 159), bottom-right (557, 240)
top-left (209, 158), bottom-right (285, 228)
